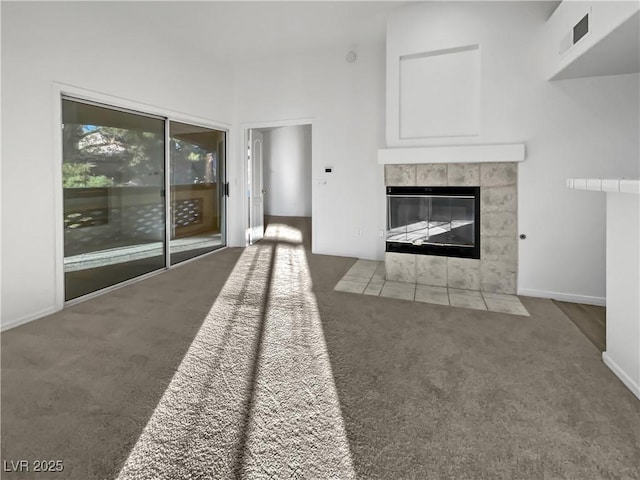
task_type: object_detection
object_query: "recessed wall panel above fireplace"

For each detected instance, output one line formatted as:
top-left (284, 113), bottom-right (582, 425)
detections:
top-left (399, 45), bottom-right (480, 139)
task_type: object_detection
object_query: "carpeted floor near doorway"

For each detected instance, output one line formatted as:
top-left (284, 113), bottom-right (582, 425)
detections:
top-left (1, 215), bottom-right (638, 479)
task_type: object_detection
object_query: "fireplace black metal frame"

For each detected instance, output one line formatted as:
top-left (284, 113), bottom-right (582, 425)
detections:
top-left (385, 186), bottom-right (481, 259)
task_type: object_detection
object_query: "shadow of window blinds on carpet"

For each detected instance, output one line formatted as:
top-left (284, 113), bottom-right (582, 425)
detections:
top-left (116, 223), bottom-right (355, 479)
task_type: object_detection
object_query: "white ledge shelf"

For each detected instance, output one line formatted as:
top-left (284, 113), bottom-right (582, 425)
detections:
top-left (566, 178), bottom-right (640, 195)
top-left (377, 144), bottom-right (525, 165)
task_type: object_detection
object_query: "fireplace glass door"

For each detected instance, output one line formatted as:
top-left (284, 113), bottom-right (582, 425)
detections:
top-left (386, 186), bottom-right (480, 259)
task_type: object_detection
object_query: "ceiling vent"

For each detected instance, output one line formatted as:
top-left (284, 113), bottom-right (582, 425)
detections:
top-left (560, 11), bottom-right (590, 55)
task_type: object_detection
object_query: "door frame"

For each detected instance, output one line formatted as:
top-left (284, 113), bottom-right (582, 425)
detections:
top-left (247, 129), bottom-right (265, 245)
top-left (52, 82), bottom-right (231, 310)
top-left (240, 118), bottom-right (314, 248)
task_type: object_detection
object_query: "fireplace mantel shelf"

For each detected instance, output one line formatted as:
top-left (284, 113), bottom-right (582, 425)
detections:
top-left (378, 143), bottom-right (525, 165)
top-left (566, 178), bottom-right (640, 195)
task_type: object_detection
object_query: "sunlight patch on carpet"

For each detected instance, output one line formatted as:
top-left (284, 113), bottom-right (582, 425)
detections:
top-left (116, 223), bottom-right (355, 479)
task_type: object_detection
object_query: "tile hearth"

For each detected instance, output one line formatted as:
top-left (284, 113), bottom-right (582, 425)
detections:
top-left (335, 259), bottom-right (529, 316)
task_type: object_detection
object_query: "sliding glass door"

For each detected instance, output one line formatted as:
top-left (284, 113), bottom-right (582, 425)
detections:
top-left (62, 98), bottom-right (226, 301)
top-left (169, 122), bottom-right (226, 264)
top-left (62, 100), bottom-right (165, 300)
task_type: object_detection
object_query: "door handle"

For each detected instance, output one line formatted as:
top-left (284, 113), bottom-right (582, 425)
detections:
top-left (262, 189), bottom-right (267, 194)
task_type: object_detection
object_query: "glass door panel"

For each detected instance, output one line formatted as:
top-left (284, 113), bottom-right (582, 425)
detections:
top-left (169, 121), bottom-right (226, 264)
top-left (62, 99), bottom-right (165, 301)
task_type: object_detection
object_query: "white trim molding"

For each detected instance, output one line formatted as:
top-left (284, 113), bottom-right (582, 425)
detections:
top-left (378, 143), bottom-right (525, 165)
top-left (566, 178), bottom-right (640, 194)
top-left (603, 352), bottom-right (640, 401)
top-left (518, 288), bottom-right (606, 307)
top-left (1, 307), bottom-right (59, 332)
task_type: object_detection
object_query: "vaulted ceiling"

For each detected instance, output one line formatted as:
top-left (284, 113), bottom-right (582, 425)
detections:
top-left (60, 1), bottom-right (407, 63)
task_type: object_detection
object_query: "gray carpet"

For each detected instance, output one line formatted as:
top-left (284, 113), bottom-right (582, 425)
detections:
top-left (117, 220), bottom-right (354, 479)
top-left (1, 215), bottom-right (639, 479)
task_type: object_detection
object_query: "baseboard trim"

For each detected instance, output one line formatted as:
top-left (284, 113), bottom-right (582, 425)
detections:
top-left (602, 352), bottom-right (640, 401)
top-left (517, 288), bottom-right (606, 306)
top-left (1, 306), bottom-right (60, 332)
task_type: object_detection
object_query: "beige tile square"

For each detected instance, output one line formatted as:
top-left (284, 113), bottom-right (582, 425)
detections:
top-left (416, 255), bottom-right (447, 287)
top-left (448, 289), bottom-right (487, 310)
top-left (481, 211), bottom-right (517, 238)
top-left (415, 285), bottom-right (449, 306)
top-left (417, 164), bottom-right (447, 186)
top-left (481, 291), bottom-right (520, 302)
top-left (481, 260), bottom-right (517, 294)
top-left (364, 279), bottom-right (384, 296)
top-left (448, 163), bottom-right (479, 186)
top-left (480, 162), bottom-right (517, 187)
top-left (372, 262), bottom-right (386, 281)
top-left (385, 164), bottom-right (416, 186)
top-left (481, 185), bottom-right (517, 213)
top-left (385, 252), bottom-right (416, 283)
top-left (481, 236), bottom-right (518, 263)
top-left (380, 281), bottom-right (416, 301)
top-left (346, 259), bottom-right (379, 280)
top-left (447, 258), bottom-right (480, 290)
top-left (340, 272), bottom-right (369, 283)
top-left (448, 288), bottom-right (482, 298)
top-left (334, 278), bottom-right (368, 294)
top-left (483, 296), bottom-right (529, 316)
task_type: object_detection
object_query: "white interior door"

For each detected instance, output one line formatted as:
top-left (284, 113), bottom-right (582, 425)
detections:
top-left (249, 129), bottom-right (265, 244)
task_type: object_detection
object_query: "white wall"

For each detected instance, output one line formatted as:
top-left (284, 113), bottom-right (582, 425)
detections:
top-left (386, 2), bottom-right (639, 304)
top-left (232, 44), bottom-right (386, 259)
top-left (604, 191), bottom-right (640, 399)
top-left (1, 2), bottom-right (234, 328)
top-left (262, 125), bottom-right (312, 217)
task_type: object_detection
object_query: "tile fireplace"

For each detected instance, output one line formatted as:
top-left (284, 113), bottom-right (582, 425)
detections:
top-left (384, 162), bottom-right (518, 294)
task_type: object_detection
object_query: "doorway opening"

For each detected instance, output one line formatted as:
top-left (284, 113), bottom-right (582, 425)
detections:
top-left (247, 124), bottom-right (312, 247)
